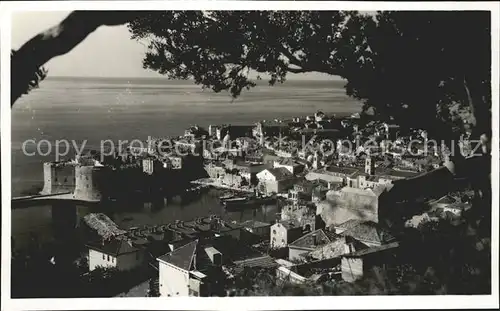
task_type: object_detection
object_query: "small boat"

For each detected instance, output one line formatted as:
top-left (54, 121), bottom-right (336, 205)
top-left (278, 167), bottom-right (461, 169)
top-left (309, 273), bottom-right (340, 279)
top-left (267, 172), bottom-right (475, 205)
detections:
top-left (219, 193), bottom-right (235, 201)
top-left (222, 197), bottom-right (249, 206)
top-left (223, 195), bottom-right (276, 210)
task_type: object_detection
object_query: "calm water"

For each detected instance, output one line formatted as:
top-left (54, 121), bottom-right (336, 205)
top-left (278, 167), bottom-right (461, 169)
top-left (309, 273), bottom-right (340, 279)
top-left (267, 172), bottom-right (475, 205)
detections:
top-left (11, 77), bottom-right (362, 246)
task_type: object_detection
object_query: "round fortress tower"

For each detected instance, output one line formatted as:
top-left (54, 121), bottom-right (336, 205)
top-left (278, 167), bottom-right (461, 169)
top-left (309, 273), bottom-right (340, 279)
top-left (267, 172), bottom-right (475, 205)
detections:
top-left (41, 162), bottom-right (77, 195)
top-left (73, 165), bottom-right (108, 202)
top-left (41, 162), bottom-right (55, 195)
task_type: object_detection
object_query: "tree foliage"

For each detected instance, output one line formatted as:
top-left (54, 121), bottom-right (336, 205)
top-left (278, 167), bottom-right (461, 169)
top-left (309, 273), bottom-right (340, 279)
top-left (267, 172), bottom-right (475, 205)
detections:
top-left (129, 11), bottom-right (491, 141)
top-left (12, 10), bottom-right (491, 143)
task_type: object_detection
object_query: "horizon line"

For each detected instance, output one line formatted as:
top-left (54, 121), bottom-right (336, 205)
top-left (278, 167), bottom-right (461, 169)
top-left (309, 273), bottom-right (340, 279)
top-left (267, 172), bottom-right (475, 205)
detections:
top-left (46, 75), bottom-right (346, 82)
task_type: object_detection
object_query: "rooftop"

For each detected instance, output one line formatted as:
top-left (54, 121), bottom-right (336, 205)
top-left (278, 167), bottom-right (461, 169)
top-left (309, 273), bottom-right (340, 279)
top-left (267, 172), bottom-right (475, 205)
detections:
top-left (274, 220), bottom-right (301, 230)
top-left (341, 221), bottom-right (396, 245)
top-left (289, 229), bottom-right (340, 249)
top-left (432, 195), bottom-right (459, 205)
top-left (157, 240), bottom-right (198, 271)
top-left (87, 238), bottom-right (140, 257)
top-left (333, 219), bottom-right (364, 231)
top-left (343, 241), bottom-right (400, 258)
top-left (265, 167), bottom-right (294, 180)
top-left (376, 167), bottom-right (420, 178)
top-left (233, 255), bottom-right (278, 274)
top-left (308, 236), bottom-right (349, 261)
top-left (276, 157), bottom-right (301, 167)
top-left (83, 213), bottom-right (127, 240)
top-left (259, 120), bottom-right (290, 127)
top-left (326, 166), bottom-right (361, 176)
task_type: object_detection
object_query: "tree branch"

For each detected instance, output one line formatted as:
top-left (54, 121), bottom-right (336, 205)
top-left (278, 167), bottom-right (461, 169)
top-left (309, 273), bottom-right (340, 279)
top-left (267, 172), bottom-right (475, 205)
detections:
top-left (11, 11), bottom-right (138, 106)
top-left (278, 44), bottom-right (302, 68)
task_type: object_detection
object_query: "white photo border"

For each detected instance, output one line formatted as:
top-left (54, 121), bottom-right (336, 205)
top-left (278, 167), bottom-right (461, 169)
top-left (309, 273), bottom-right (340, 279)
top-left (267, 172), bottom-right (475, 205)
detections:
top-left (1, 1), bottom-right (499, 310)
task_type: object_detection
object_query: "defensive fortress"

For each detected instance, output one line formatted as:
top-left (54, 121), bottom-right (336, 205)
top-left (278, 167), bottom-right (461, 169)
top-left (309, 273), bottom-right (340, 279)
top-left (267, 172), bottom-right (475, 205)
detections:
top-left (73, 165), bottom-right (110, 202)
top-left (41, 161), bottom-right (78, 195)
top-left (38, 148), bottom-right (207, 204)
top-left (41, 156), bottom-right (111, 203)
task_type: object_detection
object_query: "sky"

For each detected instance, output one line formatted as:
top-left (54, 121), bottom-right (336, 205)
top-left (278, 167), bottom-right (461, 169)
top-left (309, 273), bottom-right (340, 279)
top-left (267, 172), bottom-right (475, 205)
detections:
top-left (11, 11), bottom-right (339, 80)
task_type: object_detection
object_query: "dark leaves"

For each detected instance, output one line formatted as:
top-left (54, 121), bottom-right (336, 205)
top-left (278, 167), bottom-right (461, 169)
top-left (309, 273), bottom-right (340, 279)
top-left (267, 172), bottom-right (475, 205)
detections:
top-left (129, 11), bottom-right (490, 140)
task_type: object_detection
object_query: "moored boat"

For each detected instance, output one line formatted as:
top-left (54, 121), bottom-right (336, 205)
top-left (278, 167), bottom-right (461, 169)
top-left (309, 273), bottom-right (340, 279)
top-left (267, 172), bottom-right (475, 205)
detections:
top-left (222, 194), bottom-right (276, 210)
top-left (222, 197), bottom-right (249, 206)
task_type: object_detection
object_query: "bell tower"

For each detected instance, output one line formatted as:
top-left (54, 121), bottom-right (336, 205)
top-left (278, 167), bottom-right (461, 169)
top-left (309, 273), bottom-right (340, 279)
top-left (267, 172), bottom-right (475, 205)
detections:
top-left (365, 155), bottom-right (375, 175)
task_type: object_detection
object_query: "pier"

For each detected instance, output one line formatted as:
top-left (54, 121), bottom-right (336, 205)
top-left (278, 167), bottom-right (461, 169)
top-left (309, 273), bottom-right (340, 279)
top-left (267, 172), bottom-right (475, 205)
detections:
top-left (11, 192), bottom-right (99, 209)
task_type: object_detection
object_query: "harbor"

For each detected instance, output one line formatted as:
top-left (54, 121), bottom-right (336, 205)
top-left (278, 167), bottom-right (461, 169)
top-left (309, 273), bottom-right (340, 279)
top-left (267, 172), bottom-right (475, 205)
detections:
top-left (191, 178), bottom-right (255, 193)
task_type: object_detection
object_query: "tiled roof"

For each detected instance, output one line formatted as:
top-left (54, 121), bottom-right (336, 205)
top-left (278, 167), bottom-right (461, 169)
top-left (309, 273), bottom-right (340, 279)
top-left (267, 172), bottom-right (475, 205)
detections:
top-left (266, 167), bottom-right (293, 180)
top-left (87, 239), bottom-right (140, 257)
top-left (341, 221), bottom-right (396, 245)
top-left (240, 220), bottom-right (271, 229)
top-left (333, 219), bottom-right (364, 231)
top-left (324, 230), bottom-right (341, 241)
top-left (326, 166), bottom-right (361, 176)
top-left (343, 241), bottom-right (400, 257)
top-left (289, 229), bottom-right (340, 249)
top-left (309, 237), bottom-right (348, 260)
top-left (157, 240), bottom-right (198, 271)
top-left (233, 255), bottom-right (278, 274)
top-left (376, 168), bottom-right (420, 178)
top-left (83, 213), bottom-right (127, 240)
top-left (433, 195), bottom-right (458, 205)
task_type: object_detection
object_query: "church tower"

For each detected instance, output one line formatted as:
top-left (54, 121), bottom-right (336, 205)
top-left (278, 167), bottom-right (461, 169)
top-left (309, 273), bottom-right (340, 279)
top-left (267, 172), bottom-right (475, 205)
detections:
top-left (312, 151), bottom-right (321, 169)
top-left (365, 155), bottom-right (375, 175)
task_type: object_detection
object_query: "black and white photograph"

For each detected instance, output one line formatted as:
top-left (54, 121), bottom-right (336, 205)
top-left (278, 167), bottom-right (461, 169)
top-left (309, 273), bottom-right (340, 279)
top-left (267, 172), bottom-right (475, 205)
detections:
top-left (1, 1), bottom-right (499, 310)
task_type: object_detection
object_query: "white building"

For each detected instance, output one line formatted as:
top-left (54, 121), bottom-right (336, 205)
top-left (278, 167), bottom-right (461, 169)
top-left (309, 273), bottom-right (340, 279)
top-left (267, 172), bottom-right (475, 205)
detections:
top-left (86, 239), bottom-right (144, 271)
top-left (270, 221), bottom-right (304, 249)
top-left (157, 240), bottom-right (221, 297)
top-left (256, 167), bottom-right (295, 194)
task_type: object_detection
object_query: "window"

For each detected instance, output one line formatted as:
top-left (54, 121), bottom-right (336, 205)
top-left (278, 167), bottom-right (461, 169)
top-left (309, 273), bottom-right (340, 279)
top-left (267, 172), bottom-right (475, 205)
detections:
top-left (272, 229), bottom-right (276, 235)
top-left (107, 255), bottom-right (110, 261)
top-left (102, 254), bottom-right (105, 260)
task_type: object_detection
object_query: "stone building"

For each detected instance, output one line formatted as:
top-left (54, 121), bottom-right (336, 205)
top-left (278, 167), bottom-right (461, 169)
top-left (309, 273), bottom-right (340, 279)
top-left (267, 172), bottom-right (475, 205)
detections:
top-left (256, 167), bottom-right (295, 194)
top-left (341, 241), bottom-right (399, 282)
top-left (337, 186), bottom-right (387, 223)
top-left (270, 221), bottom-right (305, 249)
top-left (288, 229), bottom-right (340, 261)
top-left (86, 238), bottom-right (144, 271)
top-left (273, 157), bottom-right (304, 175)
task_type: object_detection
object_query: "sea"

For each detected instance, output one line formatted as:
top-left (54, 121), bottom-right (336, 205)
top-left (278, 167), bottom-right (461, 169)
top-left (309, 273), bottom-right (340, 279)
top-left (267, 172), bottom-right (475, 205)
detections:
top-left (11, 76), bottom-right (362, 249)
